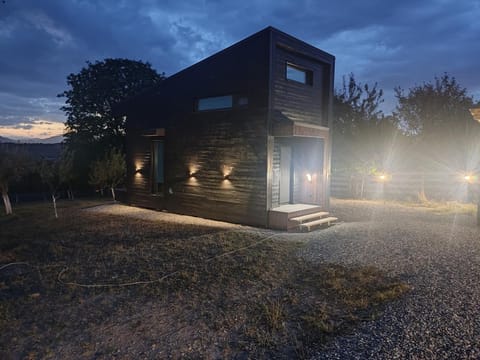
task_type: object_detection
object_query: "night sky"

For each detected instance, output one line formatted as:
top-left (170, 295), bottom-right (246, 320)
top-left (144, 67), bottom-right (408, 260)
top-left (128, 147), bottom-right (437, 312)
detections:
top-left (1, 0), bottom-right (479, 140)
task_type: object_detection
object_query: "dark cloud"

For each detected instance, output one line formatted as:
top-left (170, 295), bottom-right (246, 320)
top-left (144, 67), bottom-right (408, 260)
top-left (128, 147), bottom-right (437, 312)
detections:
top-left (0, 0), bottom-right (479, 135)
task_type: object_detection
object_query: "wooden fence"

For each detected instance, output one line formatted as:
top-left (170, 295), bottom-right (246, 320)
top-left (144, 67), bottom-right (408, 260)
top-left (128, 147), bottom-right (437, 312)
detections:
top-left (331, 171), bottom-right (477, 202)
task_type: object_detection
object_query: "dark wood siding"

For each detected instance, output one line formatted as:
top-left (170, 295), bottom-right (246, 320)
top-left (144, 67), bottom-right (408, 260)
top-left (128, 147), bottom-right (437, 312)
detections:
top-left (124, 27), bottom-right (334, 225)
top-left (125, 130), bottom-right (165, 209)
top-left (125, 29), bottom-right (270, 227)
top-left (162, 108), bottom-right (268, 226)
top-left (270, 31), bottom-right (334, 128)
top-left (266, 29), bottom-right (334, 211)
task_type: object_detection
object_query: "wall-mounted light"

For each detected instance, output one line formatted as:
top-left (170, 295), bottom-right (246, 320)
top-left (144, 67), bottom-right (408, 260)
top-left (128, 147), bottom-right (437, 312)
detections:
top-left (306, 173), bottom-right (312, 182)
top-left (222, 166), bottom-right (233, 181)
top-left (135, 168), bottom-right (142, 176)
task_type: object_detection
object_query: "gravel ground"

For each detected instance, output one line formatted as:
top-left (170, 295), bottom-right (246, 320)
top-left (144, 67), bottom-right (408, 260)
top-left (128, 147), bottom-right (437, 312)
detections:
top-left (302, 199), bottom-right (480, 359)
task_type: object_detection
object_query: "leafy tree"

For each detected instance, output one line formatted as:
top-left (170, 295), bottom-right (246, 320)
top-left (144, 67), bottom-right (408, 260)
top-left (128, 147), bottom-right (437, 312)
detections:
top-left (333, 74), bottom-right (395, 198)
top-left (395, 73), bottom-right (475, 138)
top-left (89, 148), bottom-right (126, 201)
top-left (334, 73), bottom-right (384, 136)
top-left (59, 58), bottom-right (164, 185)
top-left (395, 73), bottom-right (479, 199)
top-left (0, 149), bottom-right (31, 215)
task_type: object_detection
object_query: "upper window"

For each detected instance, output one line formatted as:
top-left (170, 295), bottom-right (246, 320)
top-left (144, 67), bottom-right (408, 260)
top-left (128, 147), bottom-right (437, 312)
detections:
top-left (286, 63), bottom-right (313, 85)
top-left (196, 95), bottom-right (233, 111)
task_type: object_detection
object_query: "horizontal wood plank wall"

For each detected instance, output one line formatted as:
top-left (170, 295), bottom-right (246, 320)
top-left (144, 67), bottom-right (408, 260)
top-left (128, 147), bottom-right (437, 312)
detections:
top-left (270, 31), bottom-right (333, 128)
top-left (164, 110), bottom-right (268, 226)
top-left (125, 130), bottom-right (163, 209)
top-left (125, 29), bottom-right (270, 226)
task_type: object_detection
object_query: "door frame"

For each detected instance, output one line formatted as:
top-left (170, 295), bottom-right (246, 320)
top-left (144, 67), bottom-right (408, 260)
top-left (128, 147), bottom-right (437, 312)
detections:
top-left (279, 144), bottom-right (292, 204)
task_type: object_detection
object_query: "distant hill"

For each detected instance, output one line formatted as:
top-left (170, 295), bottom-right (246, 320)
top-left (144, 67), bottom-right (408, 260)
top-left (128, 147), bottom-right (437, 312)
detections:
top-left (4, 135), bottom-right (65, 144)
top-left (34, 135), bottom-right (64, 144)
top-left (0, 143), bottom-right (63, 160)
top-left (0, 135), bottom-right (14, 143)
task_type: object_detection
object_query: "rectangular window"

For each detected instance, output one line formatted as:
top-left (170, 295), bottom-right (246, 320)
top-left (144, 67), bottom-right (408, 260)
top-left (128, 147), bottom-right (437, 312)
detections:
top-left (286, 63), bottom-right (313, 85)
top-left (152, 140), bottom-right (164, 194)
top-left (196, 95), bottom-right (233, 111)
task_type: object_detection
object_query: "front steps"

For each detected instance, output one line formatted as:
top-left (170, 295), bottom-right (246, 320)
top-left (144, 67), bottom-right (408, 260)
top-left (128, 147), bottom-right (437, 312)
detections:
top-left (268, 204), bottom-right (338, 232)
top-left (290, 213), bottom-right (338, 232)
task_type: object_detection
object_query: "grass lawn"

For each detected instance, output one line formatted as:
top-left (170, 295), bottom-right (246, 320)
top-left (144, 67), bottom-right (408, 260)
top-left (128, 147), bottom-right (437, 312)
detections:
top-left (1, 200), bottom-right (409, 359)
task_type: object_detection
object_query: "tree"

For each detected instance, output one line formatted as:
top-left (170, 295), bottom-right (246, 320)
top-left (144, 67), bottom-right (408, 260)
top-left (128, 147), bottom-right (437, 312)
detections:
top-left (0, 148), bottom-right (31, 215)
top-left (39, 159), bottom-right (61, 218)
top-left (334, 73), bottom-right (384, 137)
top-left (395, 73), bottom-right (475, 138)
top-left (89, 148), bottom-right (126, 201)
top-left (58, 150), bottom-right (76, 200)
top-left (395, 73), bottom-right (479, 200)
top-left (333, 74), bottom-right (395, 198)
top-left (59, 58), bottom-right (165, 185)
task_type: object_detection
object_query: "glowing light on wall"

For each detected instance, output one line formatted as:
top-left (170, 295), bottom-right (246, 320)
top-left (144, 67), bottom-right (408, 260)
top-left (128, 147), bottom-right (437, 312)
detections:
top-left (222, 166), bottom-right (233, 180)
top-left (134, 161), bottom-right (143, 177)
top-left (306, 173), bottom-right (312, 182)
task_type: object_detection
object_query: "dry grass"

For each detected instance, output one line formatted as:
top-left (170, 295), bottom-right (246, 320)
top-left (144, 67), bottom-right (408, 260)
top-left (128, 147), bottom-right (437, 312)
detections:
top-left (0, 200), bottom-right (410, 359)
top-left (412, 200), bottom-right (477, 214)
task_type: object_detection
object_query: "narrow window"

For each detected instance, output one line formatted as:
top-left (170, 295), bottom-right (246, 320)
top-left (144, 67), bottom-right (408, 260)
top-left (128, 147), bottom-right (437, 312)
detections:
top-left (196, 95), bottom-right (233, 111)
top-left (152, 140), bottom-right (164, 194)
top-left (286, 63), bottom-right (313, 85)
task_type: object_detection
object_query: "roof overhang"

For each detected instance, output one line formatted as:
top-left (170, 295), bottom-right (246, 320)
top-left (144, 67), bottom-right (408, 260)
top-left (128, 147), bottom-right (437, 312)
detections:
top-left (141, 128), bottom-right (165, 137)
top-left (470, 108), bottom-right (480, 123)
top-left (273, 120), bottom-right (329, 139)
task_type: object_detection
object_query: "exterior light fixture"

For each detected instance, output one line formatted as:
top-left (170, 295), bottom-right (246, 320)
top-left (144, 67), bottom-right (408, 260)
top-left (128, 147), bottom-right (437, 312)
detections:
top-left (462, 174), bottom-right (476, 184)
top-left (222, 166), bottom-right (233, 180)
top-left (135, 168), bottom-right (142, 175)
top-left (306, 173), bottom-right (312, 182)
top-left (377, 173), bottom-right (390, 182)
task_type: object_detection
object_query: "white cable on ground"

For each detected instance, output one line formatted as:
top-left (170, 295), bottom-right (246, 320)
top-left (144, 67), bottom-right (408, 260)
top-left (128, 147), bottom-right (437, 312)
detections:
top-left (57, 231), bottom-right (279, 288)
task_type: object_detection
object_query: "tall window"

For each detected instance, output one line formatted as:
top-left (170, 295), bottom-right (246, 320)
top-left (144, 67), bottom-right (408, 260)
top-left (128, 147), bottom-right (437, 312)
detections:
top-left (196, 95), bottom-right (233, 111)
top-left (152, 140), bottom-right (164, 194)
top-left (286, 63), bottom-right (313, 85)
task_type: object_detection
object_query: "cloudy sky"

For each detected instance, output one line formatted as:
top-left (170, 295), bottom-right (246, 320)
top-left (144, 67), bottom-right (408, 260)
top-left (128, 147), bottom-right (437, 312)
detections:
top-left (0, 0), bottom-right (479, 140)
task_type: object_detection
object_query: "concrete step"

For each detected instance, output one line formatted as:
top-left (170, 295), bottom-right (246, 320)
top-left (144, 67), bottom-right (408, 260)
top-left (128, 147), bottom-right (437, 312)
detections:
top-left (299, 216), bottom-right (338, 232)
top-left (290, 211), bottom-right (330, 224)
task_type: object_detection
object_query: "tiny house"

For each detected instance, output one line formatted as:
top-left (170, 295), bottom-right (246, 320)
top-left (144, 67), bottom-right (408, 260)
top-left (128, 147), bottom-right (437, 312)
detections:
top-left (121, 26), bottom-right (336, 230)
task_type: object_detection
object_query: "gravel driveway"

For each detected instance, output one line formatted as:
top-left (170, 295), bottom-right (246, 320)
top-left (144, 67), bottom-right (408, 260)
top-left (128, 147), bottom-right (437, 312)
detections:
top-left (301, 199), bottom-right (480, 359)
